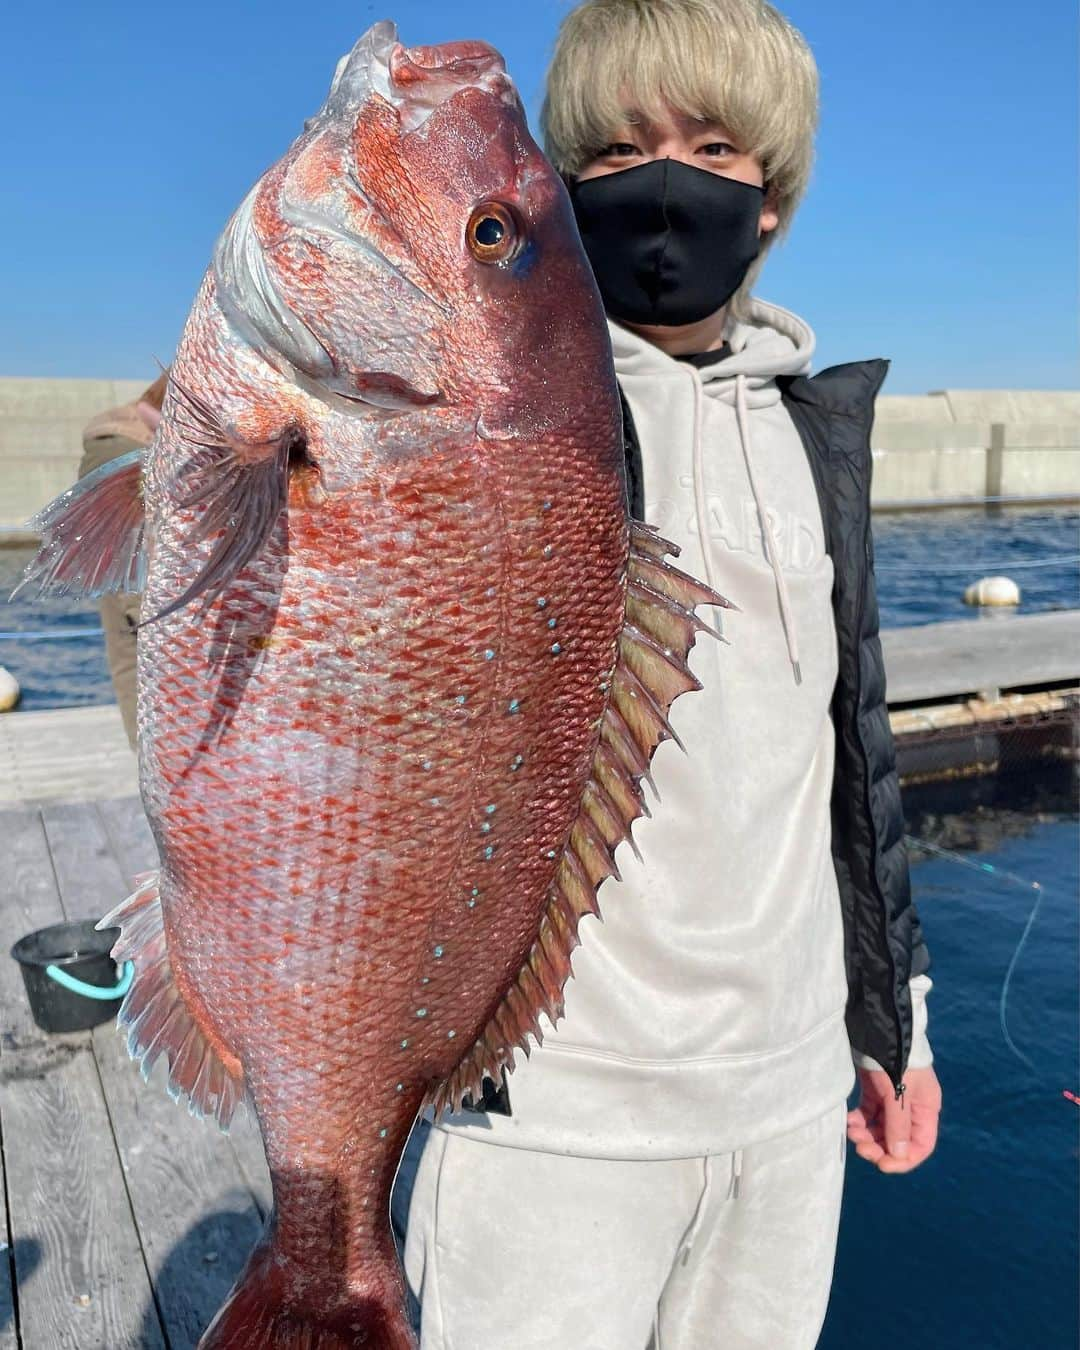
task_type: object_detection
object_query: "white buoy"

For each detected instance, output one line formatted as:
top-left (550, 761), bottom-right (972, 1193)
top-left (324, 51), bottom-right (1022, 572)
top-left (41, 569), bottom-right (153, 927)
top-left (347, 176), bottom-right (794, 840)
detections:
top-left (963, 576), bottom-right (1021, 607)
top-left (0, 665), bottom-right (21, 712)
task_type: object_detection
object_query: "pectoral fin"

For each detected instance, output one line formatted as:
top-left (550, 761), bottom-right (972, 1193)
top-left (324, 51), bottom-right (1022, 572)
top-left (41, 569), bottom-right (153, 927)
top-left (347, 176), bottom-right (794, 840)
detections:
top-left (14, 449), bottom-right (146, 599)
top-left (142, 374), bottom-right (293, 625)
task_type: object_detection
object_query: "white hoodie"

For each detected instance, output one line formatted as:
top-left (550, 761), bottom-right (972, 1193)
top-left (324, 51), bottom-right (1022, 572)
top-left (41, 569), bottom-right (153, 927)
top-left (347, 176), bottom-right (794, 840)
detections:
top-left (440, 299), bottom-right (931, 1160)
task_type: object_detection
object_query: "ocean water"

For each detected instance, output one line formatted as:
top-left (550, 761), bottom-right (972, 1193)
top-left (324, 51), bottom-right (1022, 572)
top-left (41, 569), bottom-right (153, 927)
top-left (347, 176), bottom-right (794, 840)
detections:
top-left (0, 505), bottom-right (1077, 709)
top-left (821, 803), bottom-right (1079, 1350)
top-left (0, 547), bottom-right (111, 712)
top-left (874, 504), bottom-right (1079, 629)
top-left (1, 510), bottom-right (1078, 1347)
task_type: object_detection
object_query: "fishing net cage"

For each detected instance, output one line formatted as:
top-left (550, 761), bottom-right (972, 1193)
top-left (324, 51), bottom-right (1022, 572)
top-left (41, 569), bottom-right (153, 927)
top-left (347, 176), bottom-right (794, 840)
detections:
top-left (895, 688), bottom-right (1079, 829)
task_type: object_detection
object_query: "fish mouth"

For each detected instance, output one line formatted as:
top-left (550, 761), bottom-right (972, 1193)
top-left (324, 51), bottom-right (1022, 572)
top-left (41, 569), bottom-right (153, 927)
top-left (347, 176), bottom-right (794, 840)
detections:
top-left (324, 21), bottom-right (518, 134)
top-left (388, 37), bottom-right (508, 93)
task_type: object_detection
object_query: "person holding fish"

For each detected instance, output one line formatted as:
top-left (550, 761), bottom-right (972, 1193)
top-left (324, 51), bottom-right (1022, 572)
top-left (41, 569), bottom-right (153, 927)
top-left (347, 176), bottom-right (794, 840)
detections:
top-left (75, 371), bottom-right (166, 746)
top-left (402, 1), bottom-right (943, 1346)
top-left (24, 7), bottom-right (939, 1346)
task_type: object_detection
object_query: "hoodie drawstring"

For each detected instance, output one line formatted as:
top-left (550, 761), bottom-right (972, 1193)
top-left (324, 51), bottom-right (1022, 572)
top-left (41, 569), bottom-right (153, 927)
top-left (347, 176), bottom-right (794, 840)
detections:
top-left (728, 1147), bottom-right (744, 1199)
top-left (734, 373), bottom-right (802, 685)
top-left (687, 362), bottom-right (801, 685)
top-left (679, 1154), bottom-right (714, 1264)
top-left (673, 1148), bottom-right (744, 1266)
top-left (688, 366), bottom-right (716, 592)
top-left (649, 1149), bottom-right (745, 1344)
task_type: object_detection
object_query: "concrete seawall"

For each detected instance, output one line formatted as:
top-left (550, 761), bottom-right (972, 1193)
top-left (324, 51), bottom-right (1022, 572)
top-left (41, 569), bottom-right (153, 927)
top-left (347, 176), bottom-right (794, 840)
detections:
top-left (0, 376), bottom-right (1077, 532)
top-left (0, 377), bottom-right (146, 536)
top-left (871, 388), bottom-right (1079, 509)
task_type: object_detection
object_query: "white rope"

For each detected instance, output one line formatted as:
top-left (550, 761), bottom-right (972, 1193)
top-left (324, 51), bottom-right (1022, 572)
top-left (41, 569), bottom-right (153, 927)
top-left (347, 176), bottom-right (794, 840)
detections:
top-left (0, 628), bottom-right (105, 641)
top-left (877, 553), bottom-right (1080, 573)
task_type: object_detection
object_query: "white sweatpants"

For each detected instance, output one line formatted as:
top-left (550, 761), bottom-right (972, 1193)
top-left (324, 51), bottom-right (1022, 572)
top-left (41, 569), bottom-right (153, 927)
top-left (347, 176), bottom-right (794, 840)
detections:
top-left (402, 1102), bottom-right (847, 1350)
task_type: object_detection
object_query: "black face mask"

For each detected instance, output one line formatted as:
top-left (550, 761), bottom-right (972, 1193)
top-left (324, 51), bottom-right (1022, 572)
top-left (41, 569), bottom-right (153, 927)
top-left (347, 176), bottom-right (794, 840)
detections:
top-left (569, 158), bottom-right (765, 327)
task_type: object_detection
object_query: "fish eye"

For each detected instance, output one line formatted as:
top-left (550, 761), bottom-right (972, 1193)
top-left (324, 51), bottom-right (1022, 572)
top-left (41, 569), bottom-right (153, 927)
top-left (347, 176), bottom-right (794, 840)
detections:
top-left (466, 201), bottom-right (522, 264)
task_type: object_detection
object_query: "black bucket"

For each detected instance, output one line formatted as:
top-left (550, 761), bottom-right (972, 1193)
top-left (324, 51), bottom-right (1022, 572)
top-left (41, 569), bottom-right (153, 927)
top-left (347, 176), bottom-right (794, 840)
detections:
top-left (11, 921), bottom-right (132, 1033)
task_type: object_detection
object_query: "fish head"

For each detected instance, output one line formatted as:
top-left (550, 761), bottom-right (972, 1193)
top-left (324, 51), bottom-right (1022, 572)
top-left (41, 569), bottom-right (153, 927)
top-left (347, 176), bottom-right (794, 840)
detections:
top-left (214, 22), bottom-right (615, 439)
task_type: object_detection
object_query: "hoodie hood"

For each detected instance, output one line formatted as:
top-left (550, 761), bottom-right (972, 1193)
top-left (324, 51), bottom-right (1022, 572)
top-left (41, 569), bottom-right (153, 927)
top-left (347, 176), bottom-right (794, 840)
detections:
top-left (609, 298), bottom-right (815, 408)
top-left (611, 297), bottom-right (818, 684)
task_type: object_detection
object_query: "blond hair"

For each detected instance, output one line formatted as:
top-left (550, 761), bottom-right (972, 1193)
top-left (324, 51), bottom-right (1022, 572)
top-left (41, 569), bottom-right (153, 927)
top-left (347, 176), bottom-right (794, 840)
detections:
top-left (541, 0), bottom-right (819, 310)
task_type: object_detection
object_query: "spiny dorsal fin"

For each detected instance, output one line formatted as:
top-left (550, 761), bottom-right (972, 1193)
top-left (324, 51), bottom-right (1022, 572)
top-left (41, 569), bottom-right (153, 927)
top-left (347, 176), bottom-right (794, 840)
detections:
top-left (427, 522), bottom-right (730, 1118)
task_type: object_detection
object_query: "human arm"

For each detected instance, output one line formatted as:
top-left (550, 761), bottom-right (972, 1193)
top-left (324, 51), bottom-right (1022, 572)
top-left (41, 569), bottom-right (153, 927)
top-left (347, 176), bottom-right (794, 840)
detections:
top-left (848, 973), bottom-right (941, 1172)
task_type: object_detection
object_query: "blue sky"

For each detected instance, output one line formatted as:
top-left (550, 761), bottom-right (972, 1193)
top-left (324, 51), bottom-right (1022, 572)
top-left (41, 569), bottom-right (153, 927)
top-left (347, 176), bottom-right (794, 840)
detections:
top-left (2, 0), bottom-right (1075, 393)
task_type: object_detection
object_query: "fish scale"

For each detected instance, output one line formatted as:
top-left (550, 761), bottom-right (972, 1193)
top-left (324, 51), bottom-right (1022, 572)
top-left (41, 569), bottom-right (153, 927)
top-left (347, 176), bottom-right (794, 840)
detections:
top-left (17, 22), bottom-right (729, 1348)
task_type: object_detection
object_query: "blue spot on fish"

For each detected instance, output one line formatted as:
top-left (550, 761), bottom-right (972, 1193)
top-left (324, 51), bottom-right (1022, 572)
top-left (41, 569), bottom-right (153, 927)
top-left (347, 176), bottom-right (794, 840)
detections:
top-left (543, 545), bottom-right (554, 559)
top-left (434, 945), bottom-right (444, 958)
top-left (484, 649), bottom-right (496, 661)
top-left (455, 694), bottom-right (467, 705)
top-left (480, 822), bottom-right (492, 834)
top-left (484, 845), bottom-right (495, 860)
top-left (379, 1128), bottom-right (388, 1139)
top-left (401, 1039), bottom-right (410, 1049)
top-left (416, 1008), bottom-right (428, 1018)
top-left (536, 598), bottom-right (547, 609)
top-left (542, 501), bottom-right (552, 512)
top-left (447, 1030), bottom-right (456, 1039)
top-left (508, 699), bottom-right (521, 714)
top-left (551, 643), bottom-right (562, 655)
top-left (548, 618), bottom-right (557, 629)
top-left (485, 804), bottom-right (496, 814)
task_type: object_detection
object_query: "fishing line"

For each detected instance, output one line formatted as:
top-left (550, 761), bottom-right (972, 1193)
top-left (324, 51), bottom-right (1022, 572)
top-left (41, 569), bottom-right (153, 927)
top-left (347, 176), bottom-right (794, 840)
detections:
top-left (0, 628), bottom-right (105, 641)
top-left (905, 834), bottom-right (1046, 1073)
top-left (877, 553), bottom-right (1080, 573)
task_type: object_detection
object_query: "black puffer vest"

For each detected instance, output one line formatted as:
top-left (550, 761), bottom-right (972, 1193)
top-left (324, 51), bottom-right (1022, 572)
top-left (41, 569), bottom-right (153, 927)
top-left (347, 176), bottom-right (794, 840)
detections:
top-left (621, 359), bottom-right (930, 1094)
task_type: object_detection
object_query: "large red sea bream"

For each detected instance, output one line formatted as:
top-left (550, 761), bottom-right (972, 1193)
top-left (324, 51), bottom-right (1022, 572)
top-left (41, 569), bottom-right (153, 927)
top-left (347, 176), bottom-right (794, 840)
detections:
top-left (24, 21), bottom-right (727, 1348)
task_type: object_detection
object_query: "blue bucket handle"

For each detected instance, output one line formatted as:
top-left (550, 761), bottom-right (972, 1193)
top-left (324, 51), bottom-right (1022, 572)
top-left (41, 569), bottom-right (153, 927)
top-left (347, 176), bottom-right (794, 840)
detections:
top-left (45, 960), bottom-right (134, 1001)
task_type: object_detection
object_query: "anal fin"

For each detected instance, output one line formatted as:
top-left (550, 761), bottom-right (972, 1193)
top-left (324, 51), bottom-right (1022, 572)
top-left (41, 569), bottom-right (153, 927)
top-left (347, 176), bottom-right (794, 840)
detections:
top-left (97, 874), bottom-right (246, 1131)
top-left (427, 521), bottom-right (730, 1119)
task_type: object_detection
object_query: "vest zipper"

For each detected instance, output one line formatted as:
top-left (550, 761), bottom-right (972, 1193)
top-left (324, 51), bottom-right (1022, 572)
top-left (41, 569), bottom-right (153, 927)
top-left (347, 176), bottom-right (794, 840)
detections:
top-left (854, 515), bottom-right (906, 1098)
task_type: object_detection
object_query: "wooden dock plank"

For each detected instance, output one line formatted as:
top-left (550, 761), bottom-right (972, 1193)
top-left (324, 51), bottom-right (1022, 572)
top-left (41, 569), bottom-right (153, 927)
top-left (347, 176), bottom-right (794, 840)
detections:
top-left (0, 1142), bottom-right (18, 1350)
top-left (39, 800), bottom-right (129, 927)
top-left (0, 704), bottom-right (137, 806)
top-left (0, 807), bottom-right (65, 1350)
top-left (90, 1027), bottom-right (265, 1350)
top-left (95, 795), bottom-right (157, 886)
top-left (224, 1112), bottom-right (273, 1222)
top-left (2, 1049), bottom-right (165, 1350)
top-left (35, 799), bottom-right (274, 1346)
top-left (882, 610), bottom-right (1080, 704)
top-left (0, 808), bottom-right (66, 1050)
top-left (0, 806), bottom-right (167, 1348)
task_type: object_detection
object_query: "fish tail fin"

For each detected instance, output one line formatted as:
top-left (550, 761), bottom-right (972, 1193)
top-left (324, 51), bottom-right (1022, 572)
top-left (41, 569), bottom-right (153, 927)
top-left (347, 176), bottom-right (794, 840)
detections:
top-left (199, 1239), bottom-right (416, 1349)
top-left (97, 873), bottom-right (246, 1131)
top-left (12, 448), bottom-right (146, 600)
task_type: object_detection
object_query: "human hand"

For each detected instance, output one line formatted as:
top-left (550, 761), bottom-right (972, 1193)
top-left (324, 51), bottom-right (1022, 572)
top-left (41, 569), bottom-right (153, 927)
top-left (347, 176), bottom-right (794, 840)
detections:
top-left (847, 1066), bottom-right (941, 1173)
